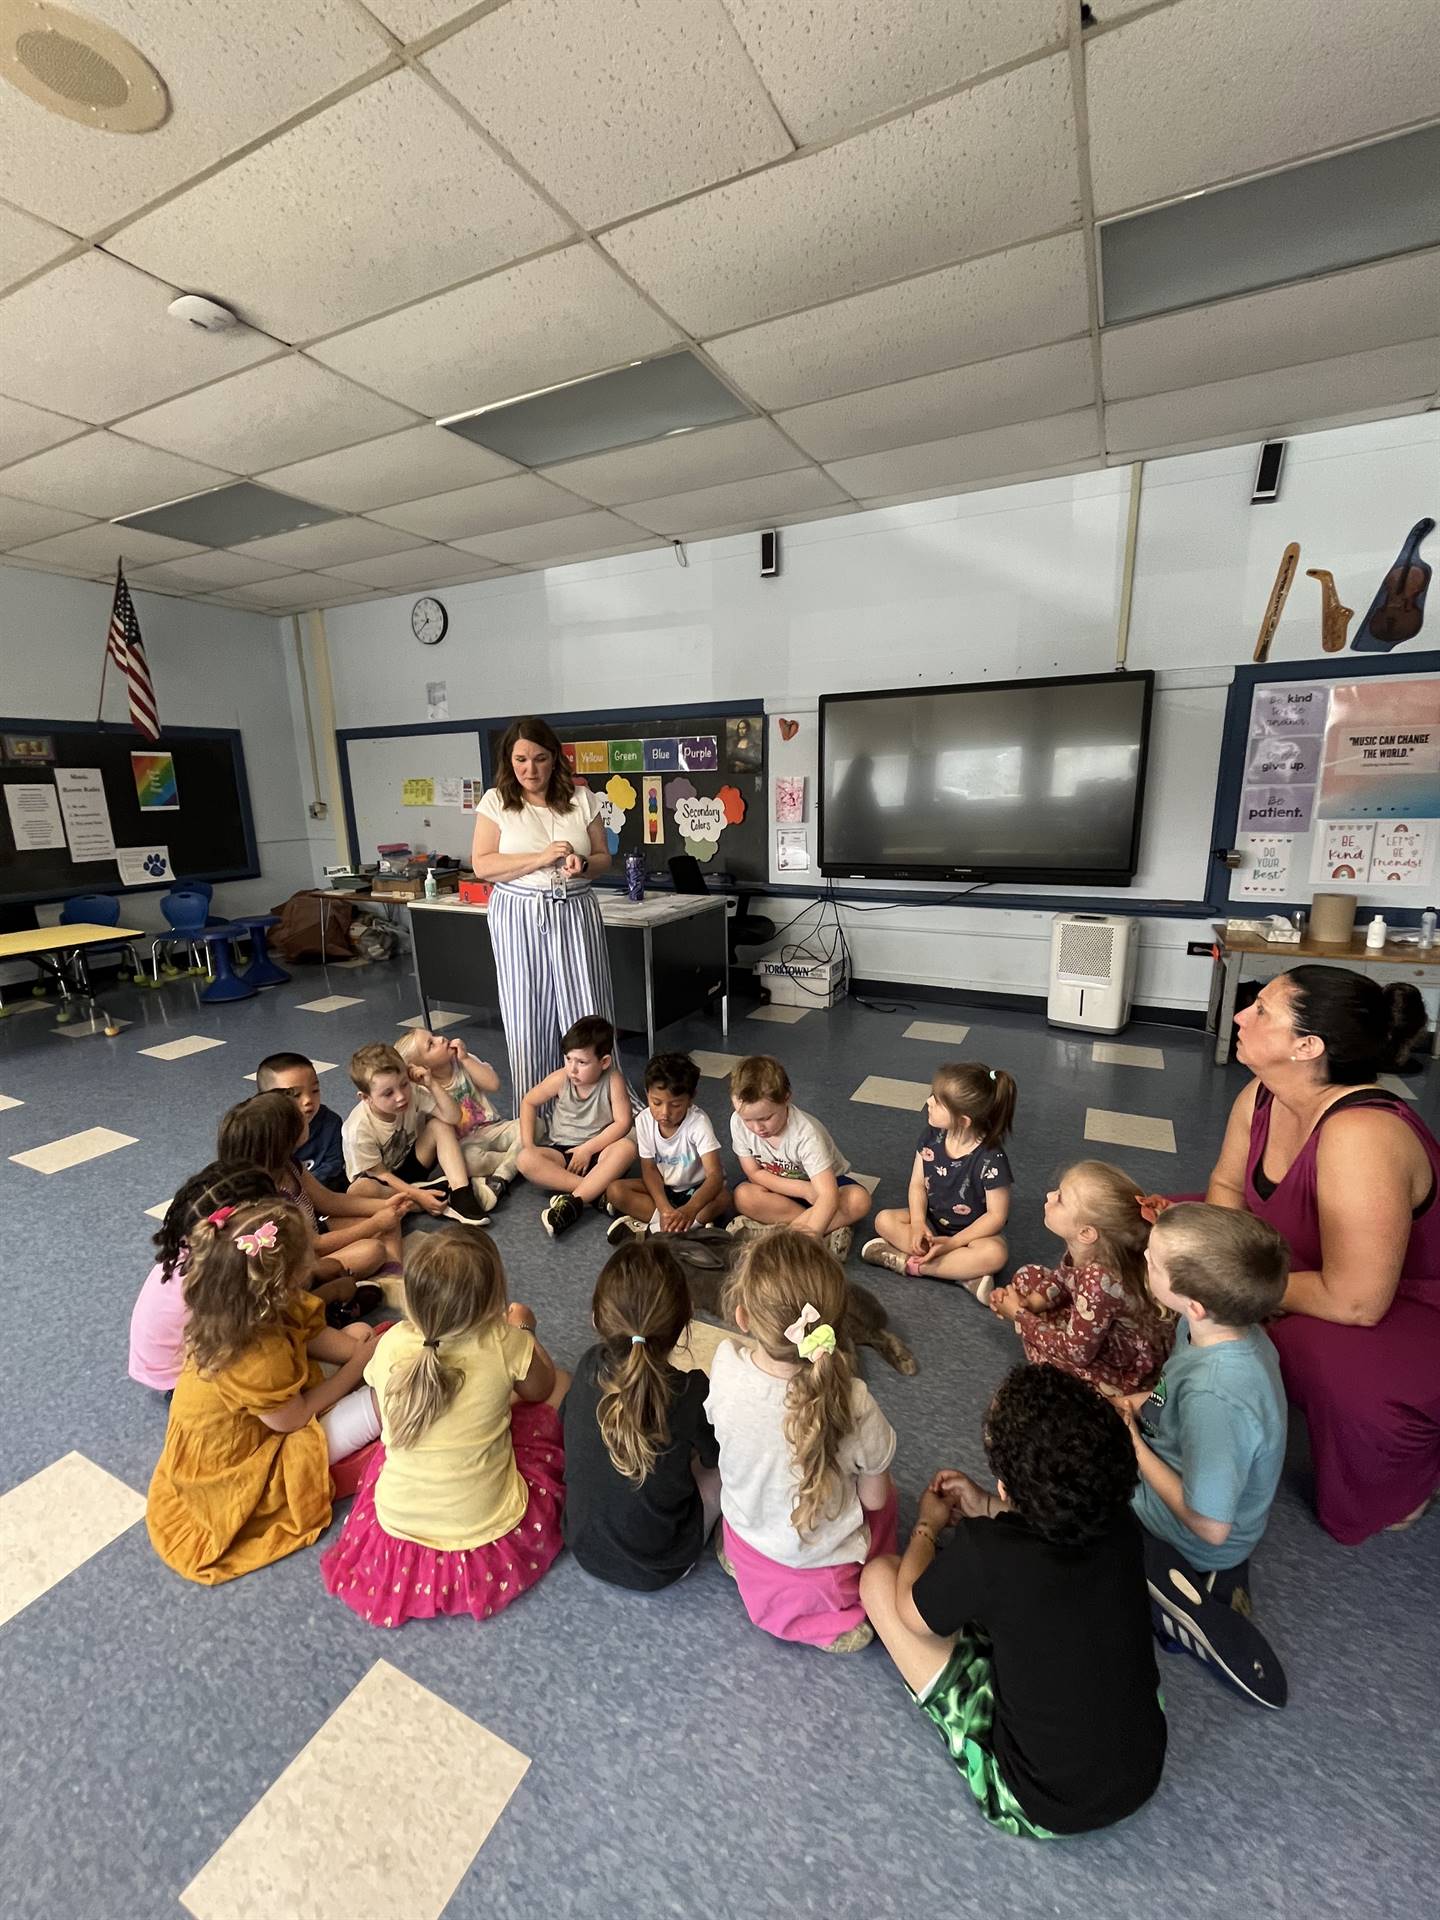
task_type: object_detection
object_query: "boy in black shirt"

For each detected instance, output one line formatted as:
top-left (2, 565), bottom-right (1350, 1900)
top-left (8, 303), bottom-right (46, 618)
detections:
top-left (257, 1050), bottom-right (346, 1192)
top-left (860, 1365), bottom-right (1165, 1838)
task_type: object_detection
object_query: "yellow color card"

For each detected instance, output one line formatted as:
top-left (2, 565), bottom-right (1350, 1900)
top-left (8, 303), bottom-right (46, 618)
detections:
top-left (402, 778), bottom-right (435, 806)
top-left (574, 741), bottom-right (609, 775)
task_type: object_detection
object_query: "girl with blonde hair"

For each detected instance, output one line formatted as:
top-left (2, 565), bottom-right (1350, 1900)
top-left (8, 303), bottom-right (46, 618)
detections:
top-left (705, 1230), bottom-right (897, 1652)
top-left (321, 1228), bottom-right (568, 1627)
top-left (989, 1160), bottom-right (1172, 1395)
top-left (562, 1240), bottom-right (723, 1590)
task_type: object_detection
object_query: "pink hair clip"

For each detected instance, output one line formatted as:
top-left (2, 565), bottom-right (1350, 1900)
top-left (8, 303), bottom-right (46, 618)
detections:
top-left (207, 1204), bottom-right (237, 1228)
top-left (1137, 1194), bottom-right (1172, 1226)
top-left (235, 1220), bottom-right (280, 1257)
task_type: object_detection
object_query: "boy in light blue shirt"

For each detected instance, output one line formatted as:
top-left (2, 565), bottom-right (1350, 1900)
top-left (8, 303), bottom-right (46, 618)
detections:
top-left (1121, 1202), bottom-right (1290, 1710)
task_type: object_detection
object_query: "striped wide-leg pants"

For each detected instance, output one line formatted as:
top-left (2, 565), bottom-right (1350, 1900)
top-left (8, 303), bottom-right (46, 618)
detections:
top-left (487, 882), bottom-right (615, 1114)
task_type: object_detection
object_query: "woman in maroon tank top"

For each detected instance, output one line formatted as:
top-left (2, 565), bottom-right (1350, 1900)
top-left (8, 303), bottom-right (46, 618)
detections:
top-left (1207, 966), bottom-right (1440, 1545)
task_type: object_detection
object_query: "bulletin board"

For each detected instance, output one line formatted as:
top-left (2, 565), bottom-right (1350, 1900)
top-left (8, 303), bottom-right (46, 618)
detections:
top-left (0, 717), bottom-right (257, 906)
top-left (1216, 651), bottom-right (1440, 912)
top-left (346, 728), bottom-right (485, 866)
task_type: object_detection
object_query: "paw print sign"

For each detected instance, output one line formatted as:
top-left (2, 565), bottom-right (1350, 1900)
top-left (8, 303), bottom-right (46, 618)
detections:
top-left (142, 852), bottom-right (168, 877)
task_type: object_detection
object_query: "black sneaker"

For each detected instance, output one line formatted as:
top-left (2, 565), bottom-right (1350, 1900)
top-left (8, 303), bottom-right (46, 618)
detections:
top-left (542, 1193), bottom-right (582, 1238)
top-left (487, 1176), bottom-right (512, 1206)
top-left (1145, 1541), bottom-right (1286, 1710)
top-left (606, 1214), bottom-right (648, 1247)
top-left (447, 1185), bottom-right (488, 1222)
top-left (326, 1283), bottom-right (384, 1328)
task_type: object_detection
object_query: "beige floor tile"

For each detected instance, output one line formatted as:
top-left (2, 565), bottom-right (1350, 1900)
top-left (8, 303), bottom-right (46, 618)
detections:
top-left (848, 1170), bottom-right (881, 1195)
top-left (850, 1074), bottom-right (931, 1111)
top-left (747, 1004), bottom-right (809, 1024)
top-left (0, 1452), bottom-right (146, 1629)
top-left (10, 1125), bottom-right (137, 1173)
top-left (691, 1049), bottom-right (746, 1078)
top-left (243, 1059), bottom-right (337, 1081)
top-left (1092, 1041), bottom-right (1165, 1070)
top-left (671, 1318), bottom-right (751, 1374)
top-left (180, 1661), bottom-right (529, 1920)
top-left (1084, 1108), bottom-right (1176, 1153)
top-left (902, 1019), bottom-right (971, 1045)
top-left (1378, 1073), bottom-right (1419, 1102)
top-left (0, 1091), bottom-right (24, 1111)
top-left (295, 995), bottom-right (365, 1014)
top-left (398, 1010), bottom-right (468, 1030)
top-left (138, 1035), bottom-right (227, 1061)
top-left (145, 1196), bottom-right (173, 1221)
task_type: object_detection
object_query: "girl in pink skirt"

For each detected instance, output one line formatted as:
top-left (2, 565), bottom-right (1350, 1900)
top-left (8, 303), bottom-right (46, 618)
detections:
top-left (321, 1228), bottom-right (568, 1628)
top-left (705, 1230), bottom-right (898, 1653)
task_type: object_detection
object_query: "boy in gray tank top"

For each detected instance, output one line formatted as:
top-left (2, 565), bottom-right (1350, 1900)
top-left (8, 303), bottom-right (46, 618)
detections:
top-left (516, 1016), bottom-right (637, 1238)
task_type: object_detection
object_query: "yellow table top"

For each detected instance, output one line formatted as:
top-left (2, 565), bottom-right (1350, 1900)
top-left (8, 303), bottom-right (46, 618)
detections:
top-left (0, 923), bottom-right (144, 959)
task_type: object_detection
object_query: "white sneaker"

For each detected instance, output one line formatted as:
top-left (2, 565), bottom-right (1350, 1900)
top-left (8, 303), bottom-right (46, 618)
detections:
top-left (824, 1226), bottom-right (854, 1263)
top-left (606, 1214), bottom-right (647, 1247)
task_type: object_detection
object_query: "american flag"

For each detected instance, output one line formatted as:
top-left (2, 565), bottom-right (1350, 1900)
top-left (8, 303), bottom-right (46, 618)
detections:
top-left (104, 562), bottom-right (160, 740)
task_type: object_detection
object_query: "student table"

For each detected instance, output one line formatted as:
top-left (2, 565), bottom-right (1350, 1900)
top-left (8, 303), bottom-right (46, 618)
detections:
top-left (0, 922), bottom-right (144, 1036)
top-left (1207, 924), bottom-right (1440, 1065)
top-left (407, 893), bottom-right (729, 1056)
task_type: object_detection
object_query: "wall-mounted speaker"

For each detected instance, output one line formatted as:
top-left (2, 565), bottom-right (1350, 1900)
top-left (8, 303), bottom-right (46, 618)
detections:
top-left (1252, 440), bottom-right (1286, 504)
top-left (760, 528), bottom-right (780, 577)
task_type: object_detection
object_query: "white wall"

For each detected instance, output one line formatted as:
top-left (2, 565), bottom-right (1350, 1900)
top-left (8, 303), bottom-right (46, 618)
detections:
top-left (0, 564), bottom-right (314, 949)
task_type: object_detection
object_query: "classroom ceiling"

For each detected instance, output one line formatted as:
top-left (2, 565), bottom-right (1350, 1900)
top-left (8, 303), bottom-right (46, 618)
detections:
top-left (0, 0), bottom-right (1436, 614)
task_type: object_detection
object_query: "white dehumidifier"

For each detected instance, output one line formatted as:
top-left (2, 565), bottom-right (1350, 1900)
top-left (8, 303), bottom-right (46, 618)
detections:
top-left (1047, 914), bottom-right (1138, 1034)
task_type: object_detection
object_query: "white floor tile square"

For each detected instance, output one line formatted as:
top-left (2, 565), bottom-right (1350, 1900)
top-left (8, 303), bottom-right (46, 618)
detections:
top-left (1378, 1073), bottom-right (1419, 1102)
top-left (903, 1019), bottom-right (971, 1045)
top-left (145, 1197), bottom-right (173, 1221)
top-left (179, 1660), bottom-right (529, 1920)
top-left (691, 1050), bottom-right (745, 1079)
top-left (399, 1011), bottom-right (468, 1030)
top-left (58, 1016), bottom-right (131, 1038)
top-left (848, 1170), bottom-right (881, 1195)
top-left (243, 1059), bottom-right (337, 1081)
top-left (0, 1092), bottom-right (24, 1112)
top-left (1092, 1041), bottom-right (1166, 1070)
top-left (747, 1005), bottom-right (809, 1025)
top-left (851, 1074), bottom-right (931, 1111)
top-left (295, 995), bottom-right (365, 1014)
top-left (10, 1126), bottom-right (138, 1174)
top-left (0, 1453), bottom-right (145, 1629)
top-left (1084, 1108), bottom-right (1176, 1153)
top-left (138, 1035), bottom-right (227, 1062)
top-left (672, 1319), bottom-right (751, 1374)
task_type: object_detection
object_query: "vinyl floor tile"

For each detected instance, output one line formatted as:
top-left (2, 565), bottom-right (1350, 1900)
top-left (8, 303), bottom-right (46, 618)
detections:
top-left (1092, 1041), bottom-right (1165, 1070)
top-left (850, 1074), bottom-right (931, 1111)
top-left (0, 1452), bottom-right (146, 1629)
top-left (1084, 1108), bottom-right (1177, 1153)
top-left (138, 1035), bottom-right (227, 1062)
top-left (902, 1020), bottom-right (971, 1045)
top-left (9, 1125), bottom-right (137, 1173)
top-left (294, 996), bottom-right (365, 1014)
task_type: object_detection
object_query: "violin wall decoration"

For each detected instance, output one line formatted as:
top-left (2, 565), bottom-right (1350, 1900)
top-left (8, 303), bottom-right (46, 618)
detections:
top-left (1352, 518), bottom-right (1434, 652)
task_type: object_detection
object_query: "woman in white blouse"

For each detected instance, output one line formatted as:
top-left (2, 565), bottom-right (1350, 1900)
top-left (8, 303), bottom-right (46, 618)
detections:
top-left (470, 716), bottom-right (614, 1108)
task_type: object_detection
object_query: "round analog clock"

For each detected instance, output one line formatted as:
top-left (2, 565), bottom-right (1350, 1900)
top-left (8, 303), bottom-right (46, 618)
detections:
top-left (411, 596), bottom-right (448, 645)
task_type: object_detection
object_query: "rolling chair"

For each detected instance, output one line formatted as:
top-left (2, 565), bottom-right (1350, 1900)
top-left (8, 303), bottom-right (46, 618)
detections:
top-left (667, 855), bottom-right (775, 964)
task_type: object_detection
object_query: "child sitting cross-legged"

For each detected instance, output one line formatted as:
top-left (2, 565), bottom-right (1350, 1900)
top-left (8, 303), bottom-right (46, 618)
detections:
top-left (860, 1364), bottom-right (1167, 1839)
top-left (341, 1042), bottom-right (488, 1223)
top-left (395, 1026), bottom-right (520, 1212)
top-left (256, 1051), bottom-right (345, 1191)
top-left (516, 1016), bottom-right (636, 1239)
top-left (321, 1228), bottom-right (568, 1628)
top-left (605, 1050), bottom-right (729, 1245)
top-left (863, 1062), bottom-right (1015, 1291)
top-left (728, 1054), bottom-right (869, 1262)
top-left (1119, 1201), bottom-right (1290, 1711)
top-left (988, 1160), bottom-right (1173, 1397)
top-left (563, 1238), bottom-right (723, 1590)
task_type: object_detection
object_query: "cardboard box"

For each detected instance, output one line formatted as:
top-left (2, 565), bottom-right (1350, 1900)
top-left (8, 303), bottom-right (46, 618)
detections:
top-left (754, 952), bottom-right (847, 1008)
top-left (373, 870), bottom-right (461, 901)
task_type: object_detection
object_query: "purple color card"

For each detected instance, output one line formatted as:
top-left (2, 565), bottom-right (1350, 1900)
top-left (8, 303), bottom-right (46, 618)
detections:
top-left (678, 735), bottom-right (718, 772)
top-left (643, 737), bottom-right (680, 771)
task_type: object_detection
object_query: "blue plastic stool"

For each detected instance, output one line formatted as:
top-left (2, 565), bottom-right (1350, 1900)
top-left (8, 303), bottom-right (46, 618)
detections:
top-left (197, 924), bottom-right (257, 1004)
top-left (234, 914), bottom-right (290, 988)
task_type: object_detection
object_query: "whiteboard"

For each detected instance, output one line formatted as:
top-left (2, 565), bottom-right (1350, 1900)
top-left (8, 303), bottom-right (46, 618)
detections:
top-left (347, 730), bottom-right (484, 865)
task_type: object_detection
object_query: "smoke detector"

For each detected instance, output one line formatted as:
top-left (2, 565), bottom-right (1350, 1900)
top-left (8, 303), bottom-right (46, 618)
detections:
top-left (168, 293), bottom-right (239, 333)
top-left (2, 0), bottom-right (168, 133)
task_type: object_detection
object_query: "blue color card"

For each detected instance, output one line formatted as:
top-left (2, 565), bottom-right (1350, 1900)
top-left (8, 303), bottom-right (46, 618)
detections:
top-left (643, 738), bottom-right (680, 770)
top-left (678, 735), bottom-right (718, 772)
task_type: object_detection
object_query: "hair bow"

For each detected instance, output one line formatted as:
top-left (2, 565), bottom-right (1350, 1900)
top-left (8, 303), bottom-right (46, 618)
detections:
top-left (784, 1301), bottom-right (837, 1363)
top-left (1136, 1194), bottom-right (1172, 1226)
top-left (235, 1220), bottom-right (280, 1257)
top-left (206, 1205), bottom-right (237, 1228)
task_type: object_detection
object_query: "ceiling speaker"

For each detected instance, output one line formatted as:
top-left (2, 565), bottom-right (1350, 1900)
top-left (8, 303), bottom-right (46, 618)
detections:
top-left (1, 0), bottom-right (168, 132)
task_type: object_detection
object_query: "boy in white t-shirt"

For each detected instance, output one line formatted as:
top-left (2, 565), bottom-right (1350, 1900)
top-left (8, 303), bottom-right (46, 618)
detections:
top-left (728, 1054), bottom-right (870, 1262)
top-left (605, 1051), bottom-right (730, 1243)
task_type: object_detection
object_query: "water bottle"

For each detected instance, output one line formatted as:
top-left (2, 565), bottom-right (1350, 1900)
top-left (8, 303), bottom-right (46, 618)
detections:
top-left (423, 866), bottom-right (438, 901)
top-left (1366, 913), bottom-right (1386, 950)
top-left (1421, 909), bottom-right (1437, 950)
top-left (624, 851), bottom-right (645, 903)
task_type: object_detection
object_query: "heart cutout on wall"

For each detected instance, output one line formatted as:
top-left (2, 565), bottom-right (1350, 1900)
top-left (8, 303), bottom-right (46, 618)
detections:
top-left (778, 718), bottom-right (799, 741)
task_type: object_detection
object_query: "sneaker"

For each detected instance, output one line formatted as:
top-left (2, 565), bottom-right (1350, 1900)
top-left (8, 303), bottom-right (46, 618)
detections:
top-left (974, 1276), bottom-right (996, 1306)
top-left (824, 1226), bottom-right (854, 1263)
top-left (818, 1622), bottom-right (875, 1655)
top-left (725, 1216), bottom-right (751, 1238)
top-left (325, 1283), bottom-right (383, 1328)
top-left (715, 1537), bottom-right (737, 1580)
top-left (606, 1214), bottom-right (648, 1247)
top-left (861, 1237), bottom-right (907, 1275)
top-left (486, 1176), bottom-right (512, 1206)
top-left (447, 1185), bottom-right (488, 1222)
top-left (1145, 1547), bottom-right (1287, 1709)
top-left (542, 1193), bottom-right (583, 1239)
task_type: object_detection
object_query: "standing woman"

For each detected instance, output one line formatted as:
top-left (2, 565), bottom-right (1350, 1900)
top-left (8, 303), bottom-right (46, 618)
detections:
top-left (471, 716), bottom-right (614, 1109)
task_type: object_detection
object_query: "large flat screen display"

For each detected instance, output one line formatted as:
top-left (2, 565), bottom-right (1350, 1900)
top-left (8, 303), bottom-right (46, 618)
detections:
top-left (818, 672), bottom-right (1155, 885)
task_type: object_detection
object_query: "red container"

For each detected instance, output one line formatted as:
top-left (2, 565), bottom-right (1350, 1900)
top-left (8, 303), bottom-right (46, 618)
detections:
top-left (458, 879), bottom-right (493, 905)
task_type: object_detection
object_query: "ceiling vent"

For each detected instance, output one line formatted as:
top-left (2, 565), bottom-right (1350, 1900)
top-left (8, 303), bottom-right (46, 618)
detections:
top-left (1, 0), bottom-right (168, 132)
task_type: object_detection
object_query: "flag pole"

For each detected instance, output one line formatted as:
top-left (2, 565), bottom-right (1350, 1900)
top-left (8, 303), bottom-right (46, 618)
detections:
top-left (97, 557), bottom-right (121, 725)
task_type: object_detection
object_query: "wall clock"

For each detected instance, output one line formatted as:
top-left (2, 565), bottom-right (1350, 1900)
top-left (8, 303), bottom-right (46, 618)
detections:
top-left (411, 596), bottom-right (448, 645)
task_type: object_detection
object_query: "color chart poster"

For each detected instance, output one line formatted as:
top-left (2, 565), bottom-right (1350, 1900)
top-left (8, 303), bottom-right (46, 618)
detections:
top-left (1317, 681), bottom-right (1440, 820)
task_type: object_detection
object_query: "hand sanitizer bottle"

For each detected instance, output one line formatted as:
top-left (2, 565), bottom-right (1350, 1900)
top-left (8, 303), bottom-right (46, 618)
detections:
top-left (1421, 909), bottom-right (1437, 950)
top-left (1366, 913), bottom-right (1386, 950)
top-left (424, 866), bottom-right (438, 901)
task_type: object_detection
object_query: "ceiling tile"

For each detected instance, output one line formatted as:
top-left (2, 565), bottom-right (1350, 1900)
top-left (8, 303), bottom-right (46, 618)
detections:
top-left (0, 393), bottom-right (88, 466)
top-left (705, 233), bottom-right (1090, 410)
top-left (621, 467), bottom-right (848, 537)
top-left (363, 1), bottom-right (474, 37)
top-left (0, 433), bottom-right (234, 518)
top-left (1104, 339), bottom-right (1440, 454)
top-left (725, 0), bottom-right (1067, 145)
top-left (0, 0), bottom-right (394, 234)
top-left (234, 517), bottom-right (429, 568)
top-left (127, 552), bottom-right (302, 592)
top-left (1101, 251), bottom-right (1440, 400)
top-left (451, 510), bottom-right (655, 564)
top-left (256, 426), bottom-right (516, 512)
top-left (317, 546), bottom-right (505, 590)
top-left (0, 498), bottom-right (92, 549)
top-left (369, 472), bottom-right (595, 540)
top-left (539, 418), bottom-right (808, 505)
top-left (603, 57), bottom-right (1079, 336)
top-left (116, 356), bottom-right (419, 472)
top-left (0, 253), bottom-right (279, 424)
top-left (422, 0), bottom-right (792, 228)
top-left (213, 571), bottom-right (381, 610)
top-left (0, 203), bottom-right (77, 293)
top-left (109, 70), bottom-right (570, 343)
top-left (309, 244), bottom-right (680, 417)
top-left (825, 407), bottom-right (1102, 497)
top-left (1087, 0), bottom-right (1440, 216)
top-left (9, 523), bottom-right (203, 571)
top-left (776, 339), bottom-right (1096, 462)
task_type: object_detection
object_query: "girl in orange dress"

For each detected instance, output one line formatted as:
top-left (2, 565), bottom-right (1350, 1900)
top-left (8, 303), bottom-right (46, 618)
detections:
top-left (146, 1198), bottom-right (382, 1585)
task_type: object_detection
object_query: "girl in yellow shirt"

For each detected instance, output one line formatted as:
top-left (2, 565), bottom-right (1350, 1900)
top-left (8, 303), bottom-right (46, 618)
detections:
top-left (322, 1229), bottom-right (569, 1628)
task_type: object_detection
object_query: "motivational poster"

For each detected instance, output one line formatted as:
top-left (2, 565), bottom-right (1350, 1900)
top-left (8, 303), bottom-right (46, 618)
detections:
top-left (1251, 684), bottom-right (1328, 737)
top-left (1236, 835), bottom-right (1293, 897)
top-left (1238, 785), bottom-right (1314, 834)
top-left (131, 751), bottom-right (179, 811)
top-left (1370, 821), bottom-right (1436, 887)
top-left (1317, 680), bottom-right (1440, 820)
top-left (1313, 819), bottom-right (1375, 882)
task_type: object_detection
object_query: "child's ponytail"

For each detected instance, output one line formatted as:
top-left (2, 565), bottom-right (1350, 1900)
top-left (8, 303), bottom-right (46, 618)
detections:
top-left (932, 1062), bottom-right (1016, 1146)
top-left (592, 1241), bottom-right (692, 1486)
top-left (385, 1229), bottom-right (506, 1449)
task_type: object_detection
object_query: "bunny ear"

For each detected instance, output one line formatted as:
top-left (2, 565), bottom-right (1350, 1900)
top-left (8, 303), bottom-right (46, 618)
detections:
top-left (1137, 1194), bottom-right (1172, 1225)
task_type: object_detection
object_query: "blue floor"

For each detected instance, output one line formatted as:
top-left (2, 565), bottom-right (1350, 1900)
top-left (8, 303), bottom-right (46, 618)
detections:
top-left (2, 959), bottom-right (1438, 1919)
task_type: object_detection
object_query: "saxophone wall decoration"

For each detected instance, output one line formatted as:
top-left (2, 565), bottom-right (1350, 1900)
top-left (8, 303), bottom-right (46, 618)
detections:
top-left (1304, 568), bottom-right (1353, 653)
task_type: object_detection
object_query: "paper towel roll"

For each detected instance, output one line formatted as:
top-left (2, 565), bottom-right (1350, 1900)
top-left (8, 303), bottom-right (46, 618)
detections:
top-left (1310, 893), bottom-right (1357, 944)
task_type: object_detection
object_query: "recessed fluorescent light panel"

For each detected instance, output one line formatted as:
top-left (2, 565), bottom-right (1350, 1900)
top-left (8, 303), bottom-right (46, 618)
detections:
top-left (440, 349), bottom-right (750, 466)
top-left (1100, 124), bottom-right (1440, 326)
top-left (113, 481), bottom-right (342, 545)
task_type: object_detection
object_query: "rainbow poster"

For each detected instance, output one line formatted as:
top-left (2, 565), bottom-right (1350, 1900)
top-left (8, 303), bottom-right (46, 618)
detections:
top-left (131, 750), bottom-right (179, 811)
